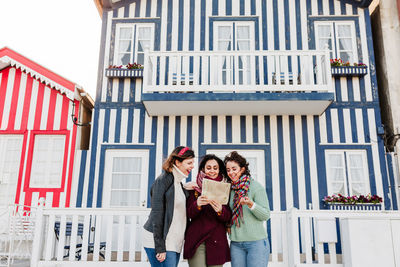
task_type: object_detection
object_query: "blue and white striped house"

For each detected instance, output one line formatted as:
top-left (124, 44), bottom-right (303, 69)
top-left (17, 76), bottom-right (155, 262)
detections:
top-left (70, 0), bottom-right (398, 213)
top-left (28, 0), bottom-right (400, 266)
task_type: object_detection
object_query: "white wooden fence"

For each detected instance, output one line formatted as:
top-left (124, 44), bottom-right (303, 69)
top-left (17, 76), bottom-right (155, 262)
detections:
top-left (30, 199), bottom-right (400, 267)
top-left (143, 50), bottom-right (333, 93)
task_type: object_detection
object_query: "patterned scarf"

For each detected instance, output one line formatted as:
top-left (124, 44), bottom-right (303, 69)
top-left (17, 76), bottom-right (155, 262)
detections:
top-left (231, 175), bottom-right (251, 227)
top-left (194, 171), bottom-right (223, 194)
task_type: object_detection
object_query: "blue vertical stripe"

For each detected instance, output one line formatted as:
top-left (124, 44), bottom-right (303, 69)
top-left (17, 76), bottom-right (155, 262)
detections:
top-left (295, 0), bottom-right (302, 50)
top-left (127, 109), bottom-right (134, 143)
top-left (135, 0), bottom-right (140, 17)
top-left (387, 154), bottom-right (398, 210)
top-left (146, 0), bottom-right (151, 17)
top-left (187, 116), bottom-right (193, 147)
top-left (334, 78), bottom-right (341, 102)
top-left (103, 108), bottom-right (110, 142)
top-left (199, 116), bottom-right (205, 144)
top-left (264, 116), bottom-right (273, 210)
top-left (317, 0), bottom-right (323, 15)
top-left (151, 117), bottom-right (158, 143)
top-left (325, 109), bottom-right (333, 143)
top-left (175, 116), bottom-right (181, 147)
top-left (366, 149), bottom-right (377, 195)
top-left (302, 116), bottom-right (312, 207)
top-left (252, 116), bottom-right (258, 143)
top-left (163, 116), bottom-right (169, 160)
top-left (340, 1), bottom-right (346, 15)
top-left (124, 4), bottom-right (129, 17)
top-left (262, 0), bottom-right (268, 50)
top-left (139, 108), bottom-right (145, 143)
top-left (178, 0), bottom-right (184, 51)
top-left (251, 0), bottom-right (256, 15)
top-left (212, 116), bottom-right (218, 143)
top-left (284, 0), bottom-right (290, 50)
top-left (314, 116), bottom-right (327, 209)
top-left (273, 0), bottom-right (279, 50)
top-left (337, 108), bottom-right (345, 143)
top-left (359, 77), bottom-right (367, 102)
top-left (157, 0), bottom-right (162, 17)
top-left (240, 116), bottom-right (246, 143)
top-left (189, 0), bottom-right (195, 51)
top-left (347, 78), bottom-right (354, 102)
top-left (200, 0), bottom-right (206, 51)
top-left (76, 150), bottom-right (87, 208)
top-left (240, 0), bottom-right (245, 15)
top-left (362, 108), bottom-right (370, 143)
top-left (87, 109), bottom-right (100, 208)
top-left (226, 0), bottom-right (232, 15)
top-left (212, 0), bottom-right (218, 15)
top-left (350, 109), bottom-right (358, 143)
top-left (277, 116), bottom-right (286, 211)
top-left (329, 0), bottom-right (334, 15)
top-left (166, 0), bottom-right (173, 51)
top-left (289, 116), bottom-right (299, 208)
top-left (226, 116), bottom-right (232, 143)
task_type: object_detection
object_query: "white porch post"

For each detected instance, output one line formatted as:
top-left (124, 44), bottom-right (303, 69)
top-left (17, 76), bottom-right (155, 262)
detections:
top-left (30, 197), bottom-right (45, 267)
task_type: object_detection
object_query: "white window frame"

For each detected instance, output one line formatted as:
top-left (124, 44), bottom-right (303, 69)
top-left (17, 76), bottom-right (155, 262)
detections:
top-left (206, 149), bottom-right (265, 188)
top-left (0, 135), bottom-right (23, 206)
top-left (114, 23), bottom-right (155, 66)
top-left (315, 21), bottom-right (358, 63)
top-left (29, 135), bottom-right (66, 188)
top-left (103, 149), bottom-right (149, 208)
top-left (213, 21), bottom-right (255, 51)
top-left (325, 150), bottom-right (370, 196)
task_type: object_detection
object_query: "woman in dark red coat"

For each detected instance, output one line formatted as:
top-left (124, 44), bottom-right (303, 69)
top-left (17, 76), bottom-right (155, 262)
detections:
top-left (183, 154), bottom-right (232, 267)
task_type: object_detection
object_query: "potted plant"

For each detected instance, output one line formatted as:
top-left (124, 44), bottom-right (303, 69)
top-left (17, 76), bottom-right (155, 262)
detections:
top-left (330, 58), bottom-right (368, 77)
top-left (105, 63), bottom-right (144, 78)
top-left (323, 193), bottom-right (382, 210)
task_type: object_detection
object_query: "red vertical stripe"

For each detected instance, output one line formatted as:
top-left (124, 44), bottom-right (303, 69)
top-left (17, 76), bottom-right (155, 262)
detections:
top-left (0, 68), bottom-right (10, 126)
top-left (33, 83), bottom-right (45, 129)
top-left (60, 97), bottom-right (69, 130)
top-left (46, 89), bottom-right (58, 130)
top-left (65, 101), bottom-right (79, 207)
top-left (7, 69), bottom-right (22, 130)
top-left (20, 75), bottom-right (33, 130)
top-left (24, 192), bottom-right (32, 208)
top-left (14, 132), bottom-right (28, 205)
top-left (52, 192), bottom-right (60, 207)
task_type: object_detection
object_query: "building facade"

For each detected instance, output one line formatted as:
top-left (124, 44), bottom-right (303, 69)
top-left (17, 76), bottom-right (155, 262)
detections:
top-left (71, 0), bottom-right (398, 213)
top-left (0, 47), bottom-right (93, 209)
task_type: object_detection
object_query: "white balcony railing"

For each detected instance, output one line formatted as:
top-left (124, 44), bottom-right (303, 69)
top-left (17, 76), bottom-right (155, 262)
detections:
top-left (143, 50), bottom-right (333, 93)
top-left (30, 198), bottom-right (400, 267)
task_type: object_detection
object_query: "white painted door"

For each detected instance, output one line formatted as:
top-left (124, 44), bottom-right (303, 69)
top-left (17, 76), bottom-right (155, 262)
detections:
top-left (102, 149), bottom-right (150, 252)
top-left (0, 135), bottom-right (23, 207)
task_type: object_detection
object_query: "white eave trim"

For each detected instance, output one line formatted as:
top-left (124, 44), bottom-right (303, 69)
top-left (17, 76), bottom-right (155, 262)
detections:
top-left (0, 56), bottom-right (75, 100)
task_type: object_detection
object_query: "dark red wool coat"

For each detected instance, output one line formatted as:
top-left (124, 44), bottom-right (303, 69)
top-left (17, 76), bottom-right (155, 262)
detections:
top-left (183, 190), bottom-right (232, 265)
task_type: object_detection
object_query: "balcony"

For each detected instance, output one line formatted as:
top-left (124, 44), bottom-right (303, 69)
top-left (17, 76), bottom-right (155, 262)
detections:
top-left (141, 50), bottom-right (334, 116)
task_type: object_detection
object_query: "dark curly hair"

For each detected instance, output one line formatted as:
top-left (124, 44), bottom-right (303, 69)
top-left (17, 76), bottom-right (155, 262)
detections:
top-left (162, 146), bottom-right (195, 173)
top-left (223, 151), bottom-right (250, 176)
top-left (198, 154), bottom-right (227, 179)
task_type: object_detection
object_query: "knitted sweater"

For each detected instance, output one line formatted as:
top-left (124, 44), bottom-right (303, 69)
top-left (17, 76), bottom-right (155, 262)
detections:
top-left (229, 179), bottom-right (270, 242)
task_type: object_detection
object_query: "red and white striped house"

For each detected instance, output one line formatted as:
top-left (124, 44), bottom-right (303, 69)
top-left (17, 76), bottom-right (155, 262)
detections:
top-left (0, 47), bottom-right (93, 209)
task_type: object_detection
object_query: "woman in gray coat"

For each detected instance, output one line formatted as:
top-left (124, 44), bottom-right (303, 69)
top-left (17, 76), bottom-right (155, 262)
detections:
top-left (143, 146), bottom-right (195, 267)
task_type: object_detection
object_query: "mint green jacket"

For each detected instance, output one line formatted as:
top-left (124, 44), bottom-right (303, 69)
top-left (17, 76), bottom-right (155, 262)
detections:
top-left (229, 179), bottom-right (270, 242)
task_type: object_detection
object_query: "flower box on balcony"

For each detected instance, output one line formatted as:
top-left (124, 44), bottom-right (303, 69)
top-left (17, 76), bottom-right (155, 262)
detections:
top-left (325, 203), bottom-right (382, 210)
top-left (331, 66), bottom-right (368, 77)
top-left (105, 68), bottom-right (144, 78)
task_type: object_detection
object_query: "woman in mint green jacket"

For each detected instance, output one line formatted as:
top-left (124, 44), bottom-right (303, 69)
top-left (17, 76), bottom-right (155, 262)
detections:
top-left (224, 151), bottom-right (270, 267)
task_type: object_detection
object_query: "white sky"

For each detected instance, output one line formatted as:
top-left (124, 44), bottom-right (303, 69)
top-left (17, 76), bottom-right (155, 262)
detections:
top-left (0, 0), bottom-right (101, 99)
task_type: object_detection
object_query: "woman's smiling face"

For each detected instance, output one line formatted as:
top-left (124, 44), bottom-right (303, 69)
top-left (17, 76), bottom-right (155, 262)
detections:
top-left (204, 159), bottom-right (219, 179)
top-left (176, 158), bottom-right (195, 176)
top-left (225, 160), bottom-right (245, 182)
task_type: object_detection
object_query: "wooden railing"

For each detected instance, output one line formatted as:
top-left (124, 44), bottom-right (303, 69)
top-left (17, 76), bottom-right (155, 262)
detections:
top-left (143, 50), bottom-right (333, 93)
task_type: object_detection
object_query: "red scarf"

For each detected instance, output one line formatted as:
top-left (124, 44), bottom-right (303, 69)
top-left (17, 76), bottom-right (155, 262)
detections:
top-left (231, 175), bottom-right (251, 227)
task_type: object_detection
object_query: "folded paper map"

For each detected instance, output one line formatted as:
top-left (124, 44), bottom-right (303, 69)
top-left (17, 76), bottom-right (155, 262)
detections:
top-left (201, 179), bottom-right (231, 205)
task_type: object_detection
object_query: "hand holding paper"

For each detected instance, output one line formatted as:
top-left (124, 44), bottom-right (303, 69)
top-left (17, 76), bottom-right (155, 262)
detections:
top-left (201, 178), bottom-right (231, 205)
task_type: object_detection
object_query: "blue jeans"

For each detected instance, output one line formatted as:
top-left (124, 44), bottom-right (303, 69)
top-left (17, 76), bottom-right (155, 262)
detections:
top-left (230, 239), bottom-right (270, 267)
top-left (144, 247), bottom-right (180, 267)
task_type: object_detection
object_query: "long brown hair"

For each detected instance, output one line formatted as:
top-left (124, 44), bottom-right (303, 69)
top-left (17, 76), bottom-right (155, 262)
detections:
top-left (162, 146), bottom-right (195, 173)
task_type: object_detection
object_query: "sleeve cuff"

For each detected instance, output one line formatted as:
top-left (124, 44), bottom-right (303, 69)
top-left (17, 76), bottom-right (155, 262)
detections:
top-left (250, 202), bottom-right (257, 210)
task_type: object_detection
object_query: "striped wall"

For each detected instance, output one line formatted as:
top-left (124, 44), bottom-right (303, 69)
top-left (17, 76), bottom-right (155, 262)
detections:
top-left (0, 66), bottom-right (79, 208)
top-left (72, 0), bottom-right (393, 210)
